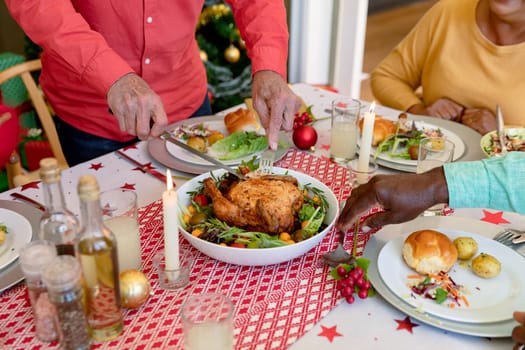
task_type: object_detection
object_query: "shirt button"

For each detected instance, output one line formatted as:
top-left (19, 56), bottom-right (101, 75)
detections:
top-left (145, 58), bottom-right (151, 65)
top-left (146, 16), bottom-right (153, 24)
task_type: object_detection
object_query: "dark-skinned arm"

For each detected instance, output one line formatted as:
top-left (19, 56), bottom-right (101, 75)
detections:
top-left (336, 167), bottom-right (449, 232)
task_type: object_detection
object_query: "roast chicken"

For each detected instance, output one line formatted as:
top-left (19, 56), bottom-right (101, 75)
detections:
top-left (203, 175), bottom-right (304, 234)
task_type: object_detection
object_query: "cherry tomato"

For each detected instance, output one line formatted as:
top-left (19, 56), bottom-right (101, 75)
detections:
top-left (230, 243), bottom-right (246, 248)
top-left (193, 194), bottom-right (208, 206)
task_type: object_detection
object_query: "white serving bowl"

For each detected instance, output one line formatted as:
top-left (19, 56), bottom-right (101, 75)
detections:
top-left (480, 127), bottom-right (525, 157)
top-left (176, 167), bottom-right (339, 266)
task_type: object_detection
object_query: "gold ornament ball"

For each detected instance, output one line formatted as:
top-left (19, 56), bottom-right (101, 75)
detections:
top-left (119, 269), bottom-right (151, 309)
top-left (224, 45), bottom-right (240, 63)
top-left (199, 50), bottom-right (208, 62)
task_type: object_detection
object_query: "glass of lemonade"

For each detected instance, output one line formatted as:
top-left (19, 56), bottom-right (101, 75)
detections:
top-left (182, 293), bottom-right (234, 350)
top-left (330, 98), bottom-right (361, 164)
top-left (416, 137), bottom-right (455, 216)
top-left (100, 189), bottom-right (142, 271)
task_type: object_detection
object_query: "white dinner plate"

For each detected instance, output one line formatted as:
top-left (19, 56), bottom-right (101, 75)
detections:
top-left (361, 120), bottom-right (465, 171)
top-left (165, 120), bottom-right (265, 166)
top-left (0, 200), bottom-right (40, 294)
top-left (148, 115), bottom-right (291, 175)
top-left (363, 216), bottom-right (521, 337)
top-left (378, 230), bottom-right (525, 324)
top-left (0, 208), bottom-right (33, 270)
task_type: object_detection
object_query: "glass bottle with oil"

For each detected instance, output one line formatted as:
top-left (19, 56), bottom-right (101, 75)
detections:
top-left (39, 158), bottom-right (79, 256)
top-left (76, 175), bottom-right (123, 341)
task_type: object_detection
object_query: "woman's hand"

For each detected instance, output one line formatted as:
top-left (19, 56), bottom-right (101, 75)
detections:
top-left (107, 73), bottom-right (168, 140)
top-left (251, 71), bottom-right (302, 149)
top-left (460, 108), bottom-right (497, 135)
top-left (425, 98), bottom-right (465, 121)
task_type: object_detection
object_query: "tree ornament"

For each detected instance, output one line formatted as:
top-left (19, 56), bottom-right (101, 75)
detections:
top-left (293, 125), bottom-right (318, 150)
top-left (224, 44), bottom-right (240, 63)
top-left (119, 269), bottom-right (151, 309)
top-left (238, 38), bottom-right (246, 49)
top-left (199, 50), bottom-right (208, 62)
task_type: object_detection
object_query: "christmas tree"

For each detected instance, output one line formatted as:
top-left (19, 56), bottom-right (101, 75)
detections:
top-left (196, 1), bottom-right (252, 113)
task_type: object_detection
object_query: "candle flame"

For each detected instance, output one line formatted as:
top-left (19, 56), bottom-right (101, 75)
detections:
top-left (368, 101), bottom-right (376, 115)
top-left (166, 169), bottom-right (173, 191)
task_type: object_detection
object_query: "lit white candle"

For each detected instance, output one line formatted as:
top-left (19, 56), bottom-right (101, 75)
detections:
top-left (163, 169), bottom-right (180, 270)
top-left (357, 101), bottom-right (376, 184)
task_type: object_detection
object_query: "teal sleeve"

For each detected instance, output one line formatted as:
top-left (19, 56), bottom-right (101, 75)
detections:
top-left (443, 152), bottom-right (525, 214)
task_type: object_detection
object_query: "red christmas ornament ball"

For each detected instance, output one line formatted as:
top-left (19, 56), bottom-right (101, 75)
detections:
top-left (293, 125), bottom-right (318, 149)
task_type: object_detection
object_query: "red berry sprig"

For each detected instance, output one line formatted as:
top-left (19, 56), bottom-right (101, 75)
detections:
top-left (293, 105), bottom-right (316, 130)
top-left (330, 258), bottom-right (374, 304)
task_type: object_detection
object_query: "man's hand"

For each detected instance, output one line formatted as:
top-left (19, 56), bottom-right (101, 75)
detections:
top-left (460, 108), bottom-right (496, 135)
top-left (512, 311), bottom-right (525, 349)
top-left (336, 167), bottom-right (449, 233)
top-left (251, 70), bottom-right (301, 149)
top-left (107, 73), bottom-right (168, 140)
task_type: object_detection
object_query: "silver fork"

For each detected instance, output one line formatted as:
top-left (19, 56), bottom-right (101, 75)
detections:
top-left (257, 149), bottom-right (275, 175)
top-left (493, 229), bottom-right (525, 246)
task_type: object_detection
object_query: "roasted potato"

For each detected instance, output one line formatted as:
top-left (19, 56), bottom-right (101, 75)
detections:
top-left (453, 237), bottom-right (478, 260)
top-left (0, 225), bottom-right (6, 245)
top-left (187, 136), bottom-right (207, 152)
top-left (472, 253), bottom-right (501, 278)
top-left (408, 145), bottom-right (419, 160)
top-left (206, 132), bottom-right (224, 146)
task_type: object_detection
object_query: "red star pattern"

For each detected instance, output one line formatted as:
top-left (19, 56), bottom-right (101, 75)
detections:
top-left (317, 325), bottom-right (342, 342)
top-left (132, 162), bottom-right (157, 173)
top-left (395, 316), bottom-right (419, 334)
top-left (102, 203), bottom-right (117, 217)
top-left (89, 162), bottom-right (103, 171)
top-left (120, 183), bottom-right (136, 190)
top-left (480, 210), bottom-right (510, 225)
top-left (122, 144), bottom-right (138, 151)
top-left (20, 181), bottom-right (40, 191)
top-left (320, 143), bottom-right (330, 151)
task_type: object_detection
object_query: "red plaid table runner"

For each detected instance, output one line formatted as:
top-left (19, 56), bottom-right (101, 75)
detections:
top-left (0, 149), bottom-right (381, 349)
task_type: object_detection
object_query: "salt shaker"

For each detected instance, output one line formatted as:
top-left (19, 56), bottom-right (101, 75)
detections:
top-left (19, 240), bottom-right (60, 342)
top-left (42, 255), bottom-right (91, 350)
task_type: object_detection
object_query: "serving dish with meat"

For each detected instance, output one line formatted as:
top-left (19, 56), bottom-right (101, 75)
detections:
top-left (176, 167), bottom-right (339, 266)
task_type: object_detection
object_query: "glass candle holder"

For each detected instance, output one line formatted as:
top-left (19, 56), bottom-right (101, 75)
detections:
top-left (153, 249), bottom-right (193, 290)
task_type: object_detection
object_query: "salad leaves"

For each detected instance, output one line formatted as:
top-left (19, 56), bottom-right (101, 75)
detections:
top-left (208, 131), bottom-right (268, 160)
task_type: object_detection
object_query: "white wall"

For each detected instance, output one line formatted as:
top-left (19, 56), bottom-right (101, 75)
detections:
top-left (288, 0), bottom-right (334, 85)
top-left (288, 0), bottom-right (369, 98)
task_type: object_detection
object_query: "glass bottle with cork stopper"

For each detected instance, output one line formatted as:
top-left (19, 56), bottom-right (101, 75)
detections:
top-left (75, 175), bottom-right (123, 340)
top-left (39, 157), bottom-right (79, 256)
top-left (42, 255), bottom-right (91, 350)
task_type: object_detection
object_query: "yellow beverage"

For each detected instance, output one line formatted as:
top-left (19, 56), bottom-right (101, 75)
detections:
top-left (330, 121), bottom-right (358, 162)
top-left (104, 216), bottom-right (142, 271)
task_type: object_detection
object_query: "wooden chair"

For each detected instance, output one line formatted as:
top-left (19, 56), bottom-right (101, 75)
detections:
top-left (0, 59), bottom-right (68, 187)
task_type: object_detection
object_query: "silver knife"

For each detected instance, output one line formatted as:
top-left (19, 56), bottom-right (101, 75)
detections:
top-left (160, 133), bottom-right (247, 180)
top-left (496, 105), bottom-right (507, 156)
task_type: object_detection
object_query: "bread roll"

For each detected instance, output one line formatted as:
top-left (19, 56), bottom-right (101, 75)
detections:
top-left (224, 108), bottom-right (261, 134)
top-left (402, 230), bottom-right (458, 274)
top-left (358, 115), bottom-right (396, 146)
